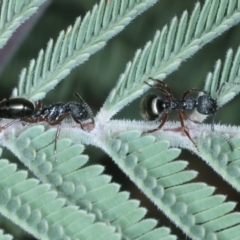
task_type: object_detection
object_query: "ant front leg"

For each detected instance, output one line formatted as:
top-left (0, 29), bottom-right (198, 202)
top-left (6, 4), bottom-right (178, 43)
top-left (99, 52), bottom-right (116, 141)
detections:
top-left (182, 88), bottom-right (207, 99)
top-left (148, 78), bottom-right (174, 99)
top-left (35, 100), bottom-right (43, 109)
top-left (182, 111), bottom-right (201, 124)
top-left (216, 81), bottom-right (240, 97)
top-left (144, 81), bottom-right (171, 98)
top-left (71, 115), bottom-right (84, 129)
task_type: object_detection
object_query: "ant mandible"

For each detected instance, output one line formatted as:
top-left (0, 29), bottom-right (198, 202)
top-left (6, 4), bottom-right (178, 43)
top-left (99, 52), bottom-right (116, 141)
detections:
top-left (0, 93), bottom-right (94, 155)
top-left (140, 78), bottom-right (233, 150)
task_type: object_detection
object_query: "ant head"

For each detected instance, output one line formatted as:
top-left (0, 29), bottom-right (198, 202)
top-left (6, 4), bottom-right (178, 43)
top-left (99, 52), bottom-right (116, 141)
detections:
top-left (197, 95), bottom-right (217, 115)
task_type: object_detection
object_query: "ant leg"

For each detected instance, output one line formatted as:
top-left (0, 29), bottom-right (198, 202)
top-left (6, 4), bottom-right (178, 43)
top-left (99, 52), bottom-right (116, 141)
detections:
top-left (148, 78), bottom-right (174, 98)
top-left (89, 115), bottom-right (95, 125)
top-left (182, 111), bottom-right (201, 124)
top-left (32, 113), bottom-right (69, 160)
top-left (211, 114), bottom-right (216, 132)
top-left (145, 81), bottom-right (172, 99)
top-left (178, 111), bottom-right (197, 148)
top-left (147, 112), bottom-right (169, 133)
top-left (35, 100), bottom-right (43, 109)
top-left (211, 114), bottom-right (233, 151)
top-left (72, 115), bottom-right (84, 129)
top-left (0, 119), bottom-right (19, 130)
top-left (54, 124), bottom-right (61, 160)
top-left (217, 81), bottom-right (240, 96)
top-left (182, 88), bottom-right (207, 99)
top-left (149, 78), bottom-right (172, 91)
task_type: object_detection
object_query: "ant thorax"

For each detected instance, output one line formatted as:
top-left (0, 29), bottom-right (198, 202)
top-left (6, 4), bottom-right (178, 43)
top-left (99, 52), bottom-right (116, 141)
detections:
top-left (182, 97), bottom-right (196, 111)
top-left (162, 97), bottom-right (196, 112)
top-left (30, 103), bottom-right (69, 122)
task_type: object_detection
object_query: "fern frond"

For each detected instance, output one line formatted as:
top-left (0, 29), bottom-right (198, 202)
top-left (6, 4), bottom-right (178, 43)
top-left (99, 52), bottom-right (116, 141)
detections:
top-left (0, 230), bottom-right (12, 240)
top-left (103, 129), bottom-right (240, 239)
top-left (198, 132), bottom-right (240, 191)
top-left (0, 0), bottom-right (46, 49)
top-left (1, 125), bottom-right (177, 239)
top-left (0, 157), bottom-right (121, 240)
top-left (13, 0), bottom-right (158, 101)
top-left (184, 46), bottom-right (240, 191)
top-left (138, 227), bottom-right (176, 240)
top-left (101, 0), bottom-right (240, 119)
top-left (203, 47), bottom-right (240, 107)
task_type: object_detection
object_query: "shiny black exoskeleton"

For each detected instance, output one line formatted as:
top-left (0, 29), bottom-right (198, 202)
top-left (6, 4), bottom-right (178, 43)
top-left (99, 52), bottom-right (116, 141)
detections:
top-left (0, 98), bottom-right (35, 118)
top-left (21, 93), bottom-right (94, 154)
top-left (140, 78), bottom-right (231, 149)
top-left (22, 93), bottom-right (93, 127)
top-left (0, 93), bottom-right (94, 156)
top-left (141, 82), bottom-right (217, 126)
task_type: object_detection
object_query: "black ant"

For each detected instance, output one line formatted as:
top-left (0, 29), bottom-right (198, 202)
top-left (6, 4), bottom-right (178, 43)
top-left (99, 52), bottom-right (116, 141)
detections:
top-left (140, 78), bottom-right (234, 150)
top-left (0, 93), bottom-right (94, 156)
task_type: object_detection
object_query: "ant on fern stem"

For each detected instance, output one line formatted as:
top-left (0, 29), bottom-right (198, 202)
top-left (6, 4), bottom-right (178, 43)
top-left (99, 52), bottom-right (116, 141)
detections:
top-left (140, 78), bottom-right (239, 151)
top-left (0, 93), bottom-right (94, 158)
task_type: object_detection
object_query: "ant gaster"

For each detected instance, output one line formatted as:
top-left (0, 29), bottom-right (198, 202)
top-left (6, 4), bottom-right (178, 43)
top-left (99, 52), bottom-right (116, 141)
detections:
top-left (140, 78), bottom-right (233, 150)
top-left (0, 93), bottom-right (94, 156)
top-left (0, 98), bottom-right (35, 118)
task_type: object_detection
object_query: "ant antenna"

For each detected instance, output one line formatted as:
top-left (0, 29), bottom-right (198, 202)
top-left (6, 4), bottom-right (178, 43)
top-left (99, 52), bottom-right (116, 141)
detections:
top-left (210, 81), bottom-right (240, 151)
top-left (216, 81), bottom-right (240, 102)
top-left (74, 93), bottom-right (95, 124)
top-left (213, 131), bottom-right (234, 151)
top-left (211, 114), bottom-right (216, 131)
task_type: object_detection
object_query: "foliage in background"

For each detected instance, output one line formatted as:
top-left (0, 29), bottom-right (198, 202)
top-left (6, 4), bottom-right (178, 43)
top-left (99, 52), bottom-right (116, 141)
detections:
top-left (0, 0), bottom-right (240, 239)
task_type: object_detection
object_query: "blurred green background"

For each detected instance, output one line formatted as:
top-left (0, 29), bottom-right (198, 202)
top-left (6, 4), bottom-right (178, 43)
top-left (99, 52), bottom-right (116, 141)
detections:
top-left (0, 0), bottom-right (240, 239)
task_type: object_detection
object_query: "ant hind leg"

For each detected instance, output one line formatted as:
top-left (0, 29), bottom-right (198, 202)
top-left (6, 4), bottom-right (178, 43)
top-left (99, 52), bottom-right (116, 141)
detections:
top-left (0, 119), bottom-right (19, 131)
top-left (53, 124), bottom-right (61, 160)
top-left (178, 111), bottom-right (198, 148)
top-left (147, 112), bottom-right (169, 133)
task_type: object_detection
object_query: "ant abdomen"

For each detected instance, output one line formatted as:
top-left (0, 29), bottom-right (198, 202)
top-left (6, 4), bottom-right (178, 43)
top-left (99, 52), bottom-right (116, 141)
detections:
top-left (0, 98), bottom-right (35, 119)
top-left (140, 94), bottom-right (164, 120)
